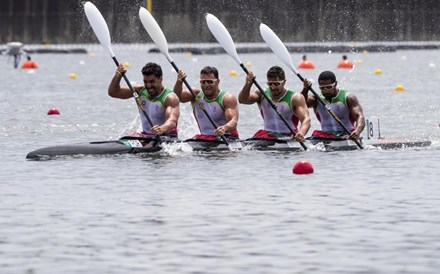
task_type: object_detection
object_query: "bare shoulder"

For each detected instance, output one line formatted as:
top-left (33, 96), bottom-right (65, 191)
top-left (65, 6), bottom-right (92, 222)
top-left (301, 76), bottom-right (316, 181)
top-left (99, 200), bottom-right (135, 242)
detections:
top-left (293, 92), bottom-right (307, 105)
top-left (346, 92), bottom-right (361, 106)
top-left (166, 91), bottom-right (180, 106)
top-left (224, 91), bottom-right (237, 100)
top-left (223, 91), bottom-right (238, 105)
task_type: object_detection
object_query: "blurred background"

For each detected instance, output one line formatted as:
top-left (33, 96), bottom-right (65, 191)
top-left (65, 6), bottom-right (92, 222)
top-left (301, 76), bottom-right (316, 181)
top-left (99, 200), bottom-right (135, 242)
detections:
top-left (1, 0), bottom-right (440, 44)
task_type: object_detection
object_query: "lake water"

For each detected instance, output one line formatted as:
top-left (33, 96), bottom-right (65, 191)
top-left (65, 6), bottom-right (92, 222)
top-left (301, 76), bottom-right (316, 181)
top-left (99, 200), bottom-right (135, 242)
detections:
top-left (1, 45), bottom-right (440, 273)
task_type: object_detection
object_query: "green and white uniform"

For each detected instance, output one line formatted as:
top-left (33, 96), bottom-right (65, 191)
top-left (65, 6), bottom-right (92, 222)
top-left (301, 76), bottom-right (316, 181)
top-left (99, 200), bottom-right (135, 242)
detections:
top-left (315, 89), bottom-right (354, 133)
top-left (138, 87), bottom-right (177, 135)
top-left (258, 88), bottom-right (298, 134)
top-left (192, 90), bottom-right (238, 137)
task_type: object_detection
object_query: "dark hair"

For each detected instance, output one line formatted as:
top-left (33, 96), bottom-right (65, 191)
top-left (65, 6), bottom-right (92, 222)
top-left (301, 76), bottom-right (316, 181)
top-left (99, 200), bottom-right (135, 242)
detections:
top-left (267, 66), bottom-right (285, 80)
top-left (342, 55), bottom-right (347, 60)
top-left (200, 66), bottom-right (219, 78)
top-left (318, 71), bottom-right (336, 83)
top-left (141, 62), bottom-right (162, 78)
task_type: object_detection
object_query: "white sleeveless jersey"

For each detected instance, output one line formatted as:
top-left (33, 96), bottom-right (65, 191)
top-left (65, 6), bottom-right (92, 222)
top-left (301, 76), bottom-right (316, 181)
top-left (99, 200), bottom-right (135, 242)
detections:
top-left (315, 89), bottom-right (354, 132)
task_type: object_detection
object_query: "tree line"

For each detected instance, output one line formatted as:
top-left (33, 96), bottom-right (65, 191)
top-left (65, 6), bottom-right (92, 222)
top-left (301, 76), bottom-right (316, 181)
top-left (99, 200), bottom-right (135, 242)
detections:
top-left (1, 0), bottom-right (439, 44)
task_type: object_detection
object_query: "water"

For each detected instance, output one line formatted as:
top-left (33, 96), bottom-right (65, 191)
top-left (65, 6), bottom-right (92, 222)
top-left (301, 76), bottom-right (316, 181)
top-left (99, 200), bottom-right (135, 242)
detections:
top-left (1, 45), bottom-right (440, 273)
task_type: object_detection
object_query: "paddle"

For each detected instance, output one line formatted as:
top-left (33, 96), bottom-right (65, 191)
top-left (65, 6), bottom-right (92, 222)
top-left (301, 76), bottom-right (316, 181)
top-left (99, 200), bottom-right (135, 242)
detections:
top-left (205, 13), bottom-right (307, 150)
top-left (84, 2), bottom-right (161, 144)
top-left (259, 23), bottom-right (363, 149)
top-left (138, 7), bottom-right (233, 148)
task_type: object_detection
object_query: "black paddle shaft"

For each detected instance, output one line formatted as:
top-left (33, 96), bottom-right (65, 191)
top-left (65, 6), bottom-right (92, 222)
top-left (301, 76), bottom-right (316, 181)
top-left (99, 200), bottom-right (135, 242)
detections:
top-left (296, 73), bottom-right (363, 149)
top-left (168, 61), bottom-right (230, 146)
top-left (240, 63), bottom-right (307, 150)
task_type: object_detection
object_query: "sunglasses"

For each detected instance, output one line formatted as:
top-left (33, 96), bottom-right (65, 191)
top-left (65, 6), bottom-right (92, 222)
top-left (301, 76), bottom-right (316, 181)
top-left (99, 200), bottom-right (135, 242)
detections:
top-left (318, 83), bottom-right (336, 90)
top-left (199, 79), bottom-right (218, 85)
top-left (266, 80), bottom-right (285, 87)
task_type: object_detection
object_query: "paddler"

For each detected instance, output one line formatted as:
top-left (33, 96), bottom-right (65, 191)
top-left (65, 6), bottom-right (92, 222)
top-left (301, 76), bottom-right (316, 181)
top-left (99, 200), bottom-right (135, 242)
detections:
top-left (173, 66), bottom-right (239, 141)
top-left (238, 66), bottom-right (311, 142)
top-left (109, 62), bottom-right (180, 138)
top-left (302, 71), bottom-right (365, 141)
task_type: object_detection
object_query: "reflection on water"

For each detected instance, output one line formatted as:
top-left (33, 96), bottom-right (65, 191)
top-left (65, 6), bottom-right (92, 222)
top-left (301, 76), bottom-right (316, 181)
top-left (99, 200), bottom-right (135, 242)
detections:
top-left (1, 46), bottom-right (440, 273)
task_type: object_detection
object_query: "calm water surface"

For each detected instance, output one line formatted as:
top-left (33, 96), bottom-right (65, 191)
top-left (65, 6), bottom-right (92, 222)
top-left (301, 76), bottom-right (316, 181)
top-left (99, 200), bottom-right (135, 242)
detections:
top-left (1, 45), bottom-right (440, 273)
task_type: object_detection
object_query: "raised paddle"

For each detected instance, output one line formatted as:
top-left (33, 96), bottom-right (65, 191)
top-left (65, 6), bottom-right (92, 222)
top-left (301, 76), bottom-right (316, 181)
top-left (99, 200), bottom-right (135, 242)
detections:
top-left (205, 13), bottom-right (307, 150)
top-left (84, 2), bottom-right (161, 144)
top-left (259, 23), bottom-right (364, 149)
top-left (138, 7), bottom-right (234, 149)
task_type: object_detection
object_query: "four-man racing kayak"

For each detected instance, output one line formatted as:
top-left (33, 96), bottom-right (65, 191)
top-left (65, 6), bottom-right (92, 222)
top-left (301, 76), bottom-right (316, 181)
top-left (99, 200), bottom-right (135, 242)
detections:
top-left (26, 135), bottom-right (432, 160)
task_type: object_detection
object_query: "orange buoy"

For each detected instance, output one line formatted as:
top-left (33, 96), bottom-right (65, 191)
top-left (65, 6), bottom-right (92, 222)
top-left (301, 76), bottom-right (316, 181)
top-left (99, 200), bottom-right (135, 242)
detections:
top-left (292, 160), bottom-right (314, 175)
top-left (298, 54), bottom-right (315, 69)
top-left (298, 60), bottom-right (315, 69)
top-left (337, 55), bottom-right (353, 69)
top-left (21, 56), bottom-right (38, 69)
top-left (47, 108), bottom-right (60, 115)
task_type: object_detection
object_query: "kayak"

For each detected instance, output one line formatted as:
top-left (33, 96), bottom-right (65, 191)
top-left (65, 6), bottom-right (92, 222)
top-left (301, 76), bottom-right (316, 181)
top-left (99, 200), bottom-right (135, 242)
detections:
top-left (308, 137), bottom-right (432, 151)
top-left (367, 139), bottom-right (432, 149)
top-left (25, 136), bottom-right (163, 160)
top-left (26, 135), bottom-right (432, 160)
top-left (185, 138), bottom-right (305, 152)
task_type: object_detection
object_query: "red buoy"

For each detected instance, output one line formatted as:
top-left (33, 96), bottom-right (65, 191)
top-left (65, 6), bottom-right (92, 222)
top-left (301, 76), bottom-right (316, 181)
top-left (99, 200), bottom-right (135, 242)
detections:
top-left (338, 60), bottom-right (353, 69)
top-left (21, 61), bottom-right (39, 69)
top-left (337, 55), bottom-right (353, 69)
top-left (21, 56), bottom-right (39, 69)
top-left (298, 54), bottom-right (315, 69)
top-left (47, 108), bottom-right (60, 115)
top-left (298, 60), bottom-right (315, 69)
top-left (292, 160), bottom-right (314, 175)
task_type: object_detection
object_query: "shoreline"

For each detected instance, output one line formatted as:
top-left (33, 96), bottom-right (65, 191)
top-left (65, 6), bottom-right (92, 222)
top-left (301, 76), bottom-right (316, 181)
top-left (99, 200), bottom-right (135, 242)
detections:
top-left (1, 41), bottom-right (440, 54)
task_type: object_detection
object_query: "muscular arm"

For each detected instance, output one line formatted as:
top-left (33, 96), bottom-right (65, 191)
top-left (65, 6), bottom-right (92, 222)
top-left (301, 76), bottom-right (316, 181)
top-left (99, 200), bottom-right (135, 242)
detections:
top-left (216, 93), bottom-right (239, 135)
top-left (155, 93), bottom-right (180, 134)
top-left (347, 93), bottom-right (365, 140)
top-left (238, 72), bottom-right (261, 104)
top-left (300, 79), bottom-right (317, 108)
top-left (292, 93), bottom-right (311, 142)
top-left (173, 70), bottom-right (199, 103)
top-left (108, 64), bottom-right (138, 99)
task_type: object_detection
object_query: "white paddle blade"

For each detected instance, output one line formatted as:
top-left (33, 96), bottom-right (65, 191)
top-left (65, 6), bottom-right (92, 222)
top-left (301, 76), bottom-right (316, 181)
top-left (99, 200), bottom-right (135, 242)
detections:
top-left (259, 23), bottom-right (298, 74)
top-left (205, 13), bottom-right (242, 65)
top-left (84, 2), bottom-right (114, 57)
top-left (139, 7), bottom-right (172, 61)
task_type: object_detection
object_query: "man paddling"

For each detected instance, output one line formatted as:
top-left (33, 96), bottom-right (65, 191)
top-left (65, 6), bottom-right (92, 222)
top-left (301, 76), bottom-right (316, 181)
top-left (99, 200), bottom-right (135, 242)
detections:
top-left (173, 66), bottom-right (239, 141)
top-left (302, 70), bottom-right (365, 141)
top-left (239, 66), bottom-right (311, 142)
top-left (109, 62), bottom-right (180, 137)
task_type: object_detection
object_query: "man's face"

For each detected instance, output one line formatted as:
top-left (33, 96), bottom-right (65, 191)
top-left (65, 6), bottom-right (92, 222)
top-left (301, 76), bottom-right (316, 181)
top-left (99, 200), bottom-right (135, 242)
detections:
top-left (199, 73), bottom-right (219, 97)
top-left (267, 77), bottom-right (285, 96)
top-left (143, 75), bottom-right (162, 96)
top-left (318, 79), bottom-right (337, 98)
